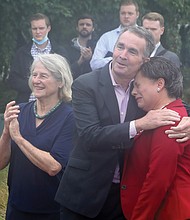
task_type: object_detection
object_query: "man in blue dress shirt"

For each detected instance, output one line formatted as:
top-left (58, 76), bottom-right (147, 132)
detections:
top-left (90, 0), bottom-right (139, 70)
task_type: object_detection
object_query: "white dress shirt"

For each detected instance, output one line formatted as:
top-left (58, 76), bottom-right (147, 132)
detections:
top-left (90, 26), bottom-right (123, 70)
top-left (150, 42), bottom-right (161, 57)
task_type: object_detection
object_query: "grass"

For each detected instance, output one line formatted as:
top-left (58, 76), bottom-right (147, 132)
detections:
top-left (0, 167), bottom-right (8, 220)
top-left (0, 79), bottom-right (11, 219)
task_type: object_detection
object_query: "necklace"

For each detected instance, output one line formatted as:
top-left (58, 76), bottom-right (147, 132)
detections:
top-left (34, 100), bottom-right (62, 120)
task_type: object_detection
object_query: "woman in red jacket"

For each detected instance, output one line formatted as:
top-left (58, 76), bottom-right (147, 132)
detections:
top-left (121, 57), bottom-right (190, 220)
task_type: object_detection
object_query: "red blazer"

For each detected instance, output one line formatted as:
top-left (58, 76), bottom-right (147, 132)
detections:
top-left (121, 99), bottom-right (190, 220)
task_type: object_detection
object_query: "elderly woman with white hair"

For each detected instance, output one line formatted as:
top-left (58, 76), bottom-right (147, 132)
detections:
top-left (0, 53), bottom-right (75, 220)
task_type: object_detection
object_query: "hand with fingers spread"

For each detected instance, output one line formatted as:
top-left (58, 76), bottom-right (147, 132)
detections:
top-left (135, 108), bottom-right (180, 133)
top-left (165, 116), bottom-right (190, 142)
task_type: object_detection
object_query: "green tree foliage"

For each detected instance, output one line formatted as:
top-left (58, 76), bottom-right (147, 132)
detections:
top-left (0, 0), bottom-right (145, 76)
top-left (0, 0), bottom-right (190, 106)
top-left (143, 0), bottom-right (190, 53)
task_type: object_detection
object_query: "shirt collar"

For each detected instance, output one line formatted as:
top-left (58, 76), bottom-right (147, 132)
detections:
top-left (150, 42), bottom-right (161, 57)
top-left (109, 62), bottom-right (134, 89)
top-left (117, 24), bottom-right (138, 34)
top-left (116, 25), bottom-right (123, 34)
top-left (32, 39), bottom-right (51, 51)
top-left (31, 40), bottom-right (51, 58)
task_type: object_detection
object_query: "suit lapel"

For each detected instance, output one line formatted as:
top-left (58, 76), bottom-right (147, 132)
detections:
top-left (154, 44), bottom-right (164, 56)
top-left (98, 65), bottom-right (144, 124)
top-left (98, 64), bottom-right (120, 124)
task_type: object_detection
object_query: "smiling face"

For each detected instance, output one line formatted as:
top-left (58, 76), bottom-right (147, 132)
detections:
top-left (31, 61), bottom-right (62, 101)
top-left (132, 71), bottom-right (163, 111)
top-left (112, 31), bottom-right (147, 84)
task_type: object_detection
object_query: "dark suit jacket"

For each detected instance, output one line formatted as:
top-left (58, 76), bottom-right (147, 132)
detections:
top-left (155, 44), bottom-right (181, 68)
top-left (55, 63), bottom-right (144, 218)
top-left (68, 37), bottom-right (97, 80)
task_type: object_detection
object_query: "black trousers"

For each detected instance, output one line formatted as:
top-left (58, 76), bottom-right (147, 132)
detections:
top-left (6, 201), bottom-right (60, 220)
top-left (60, 183), bottom-right (126, 220)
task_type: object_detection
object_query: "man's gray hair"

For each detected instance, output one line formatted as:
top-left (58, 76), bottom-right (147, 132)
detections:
top-left (120, 26), bottom-right (155, 57)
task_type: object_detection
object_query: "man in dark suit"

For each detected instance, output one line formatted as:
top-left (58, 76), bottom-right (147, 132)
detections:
top-left (142, 12), bottom-right (181, 69)
top-left (55, 26), bottom-right (181, 220)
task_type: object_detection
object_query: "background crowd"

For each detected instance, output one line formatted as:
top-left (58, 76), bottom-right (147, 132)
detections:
top-left (1, 0), bottom-right (190, 220)
top-left (1, 0), bottom-right (190, 111)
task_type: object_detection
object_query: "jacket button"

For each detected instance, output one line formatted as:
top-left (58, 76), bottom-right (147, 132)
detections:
top-left (121, 185), bottom-right (127, 190)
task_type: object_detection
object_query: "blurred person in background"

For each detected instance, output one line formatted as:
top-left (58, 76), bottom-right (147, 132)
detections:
top-left (142, 12), bottom-right (181, 68)
top-left (90, 0), bottom-right (139, 70)
top-left (8, 13), bottom-right (69, 103)
top-left (68, 14), bottom-right (97, 79)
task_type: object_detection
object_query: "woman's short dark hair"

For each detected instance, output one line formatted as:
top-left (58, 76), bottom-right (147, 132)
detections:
top-left (140, 56), bottom-right (183, 98)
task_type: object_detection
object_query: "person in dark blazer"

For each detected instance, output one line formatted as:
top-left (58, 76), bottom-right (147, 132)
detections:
top-left (121, 57), bottom-right (190, 220)
top-left (55, 26), bottom-right (182, 220)
top-left (68, 14), bottom-right (97, 79)
top-left (8, 13), bottom-right (69, 103)
top-left (142, 12), bottom-right (181, 69)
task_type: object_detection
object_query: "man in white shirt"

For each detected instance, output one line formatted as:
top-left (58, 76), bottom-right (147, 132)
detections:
top-left (142, 12), bottom-right (181, 68)
top-left (90, 0), bottom-right (139, 70)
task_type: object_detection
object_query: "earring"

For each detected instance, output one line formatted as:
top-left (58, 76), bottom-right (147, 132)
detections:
top-left (157, 88), bottom-right (160, 93)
